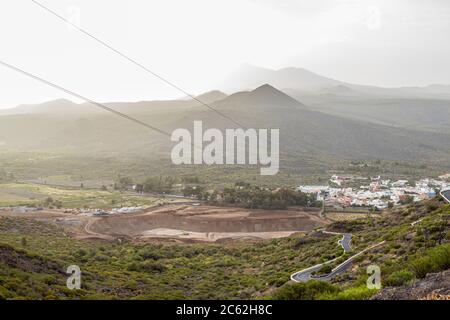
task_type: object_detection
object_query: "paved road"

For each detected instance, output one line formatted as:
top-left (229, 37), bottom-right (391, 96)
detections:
top-left (291, 190), bottom-right (449, 283)
top-left (322, 231), bottom-right (352, 253)
top-left (291, 230), bottom-right (352, 282)
top-left (441, 190), bottom-right (450, 204)
top-left (411, 218), bottom-right (423, 226)
top-left (338, 233), bottom-right (352, 253)
top-left (291, 229), bottom-right (385, 283)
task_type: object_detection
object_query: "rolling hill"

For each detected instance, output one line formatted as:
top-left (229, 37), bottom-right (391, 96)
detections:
top-left (220, 65), bottom-right (450, 134)
top-left (0, 84), bottom-right (449, 171)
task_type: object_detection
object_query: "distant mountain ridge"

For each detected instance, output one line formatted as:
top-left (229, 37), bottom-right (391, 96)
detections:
top-left (222, 64), bottom-right (450, 99)
top-left (217, 65), bottom-right (450, 134)
top-left (0, 99), bottom-right (82, 115)
top-left (194, 90), bottom-right (228, 103)
top-left (214, 84), bottom-right (306, 110)
top-left (222, 64), bottom-right (341, 92)
top-left (0, 81), bottom-right (449, 170)
top-left (172, 84), bottom-right (450, 167)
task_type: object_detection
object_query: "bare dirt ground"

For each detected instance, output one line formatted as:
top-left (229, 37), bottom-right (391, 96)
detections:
top-left (0, 204), bottom-right (329, 242)
top-left (325, 212), bottom-right (380, 221)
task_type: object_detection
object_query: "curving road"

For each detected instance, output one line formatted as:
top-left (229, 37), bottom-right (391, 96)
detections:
top-left (291, 191), bottom-right (450, 283)
top-left (322, 231), bottom-right (352, 253)
top-left (291, 229), bottom-right (385, 283)
top-left (440, 189), bottom-right (450, 204)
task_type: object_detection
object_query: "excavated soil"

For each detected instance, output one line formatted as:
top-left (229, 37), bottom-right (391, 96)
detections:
top-left (86, 205), bottom-right (327, 241)
top-left (1, 204), bottom-right (328, 242)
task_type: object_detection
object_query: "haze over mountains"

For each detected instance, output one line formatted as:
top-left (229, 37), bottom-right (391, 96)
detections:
top-left (224, 64), bottom-right (450, 99)
top-left (1, 66), bottom-right (450, 171)
top-left (223, 65), bottom-right (450, 134)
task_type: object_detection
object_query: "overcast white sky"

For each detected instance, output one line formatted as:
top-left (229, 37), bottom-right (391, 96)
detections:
top-left (1, 0), bottom-right (450, 108)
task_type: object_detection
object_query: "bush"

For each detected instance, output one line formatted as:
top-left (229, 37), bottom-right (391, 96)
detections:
top-left (385, 270), bottom-right (414, 286)
top-left (126, 262), bottom-right (139, 272)
top-left (331, 286), bottom-right (377, 300)
top-left (315, 284), bottom-right (379, 300)
top-left (75, 248), bottom-right (87, 257)
top-left (410, 257), bottom-right (435, 278)
top-left (138, 248), bottom-right (162, 261)
top-left (410, 244), bottom-right (450, 278)
top-left (140, 261), bottom-right (166, 273)
top-left (127, 261), bottom-right (166, 273)
top-left (313, 264), bottom-right (332, 276)
top-left (272, 281), bottom-right (339, 300)
top-left (94, 254), bottom-right (109, 262)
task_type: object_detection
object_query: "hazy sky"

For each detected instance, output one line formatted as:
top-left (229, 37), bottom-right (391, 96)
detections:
top-left (1, 0), bottom-right (450, 108)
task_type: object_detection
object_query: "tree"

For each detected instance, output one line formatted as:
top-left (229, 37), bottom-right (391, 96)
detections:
top-left (182, 186), bottom-right (205, 199)
top-left (117, 176), bottom-right (133, 190)
top-left (135, 184), bottom-right (144, 194)
top-left (399, 195), bottom-right (414, 205)
top-left (316, 264), bottom-right (333, 275)
top-left (43, 197), bottom-right (54, 207)
top-left (54, 200), bottom-right (63, 209)
top-left (142, 176), bottom-right (174, 193)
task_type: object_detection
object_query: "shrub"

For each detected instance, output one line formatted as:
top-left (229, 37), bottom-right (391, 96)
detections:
top-left (138, 248), bottom-right (162, 260)
top-left (127, 261), bottom-right (166, 273)
top-left (410, 257), bottom-right (435, 278)
top-left (75, 248), bottom-right (87, 257)
top-left (410, 244), bottom-right (450, 278)
top-left (140, 261), bottom-right (166, 273)
top-left (126, 262), bottom-right (139, 272)
top-left (385, 270), bottom-right (414, 286)
top-left (272, 281), bottom-right (339, 300)
top-left (313, 264), bottom-right (332, 276)
top-left (94, 254), bottom-right (109, 262)
top-left (322, 285), bottom-right (377, 300)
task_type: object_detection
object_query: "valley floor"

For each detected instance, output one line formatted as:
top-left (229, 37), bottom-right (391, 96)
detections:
top-left (0, 204), bottom-right (328, 242)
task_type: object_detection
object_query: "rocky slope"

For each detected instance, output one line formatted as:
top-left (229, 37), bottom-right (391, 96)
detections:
top-left (372, 269), bottom-right (450, 300)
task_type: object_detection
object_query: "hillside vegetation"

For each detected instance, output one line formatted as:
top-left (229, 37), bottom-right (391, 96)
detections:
top-left (0, 197), bottom-right (448, 300)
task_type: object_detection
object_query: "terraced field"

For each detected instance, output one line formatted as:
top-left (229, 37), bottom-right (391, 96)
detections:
top-left (0, 183), bottom-right (163, 209)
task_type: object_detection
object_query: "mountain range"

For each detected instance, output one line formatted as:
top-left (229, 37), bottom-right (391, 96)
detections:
top-left (223, 64), bottom-right (450, 99)
top-left (1, 66), bottom-right (450, 172)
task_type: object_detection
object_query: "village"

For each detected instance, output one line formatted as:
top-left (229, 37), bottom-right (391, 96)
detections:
top-left (298, 173), bottom-right (450, 210)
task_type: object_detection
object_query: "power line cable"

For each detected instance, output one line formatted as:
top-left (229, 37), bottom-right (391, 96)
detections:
top-left (31, 0), bottom-right (246, 129)
top-left (0, 60), bottom-right (171, 137)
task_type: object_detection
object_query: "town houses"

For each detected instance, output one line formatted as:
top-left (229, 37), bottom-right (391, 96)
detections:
top-left (298, 174), bottom-right (450, 210)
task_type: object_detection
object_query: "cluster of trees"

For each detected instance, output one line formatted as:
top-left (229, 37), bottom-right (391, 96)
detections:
top-left (43, 197), bottom-right (62, 209)
top-left (135, 176), bottom-right (176, 194)
top-left (113, 175), bottom-right (206, 194)
top-left (182, 185), bottom-right (205, 198)
top-left (114, 175), bottom-right (177, 194)
top-left (113, 175), bottom-right (318, 210)
top-left (113, 176), bottom-right (133, 190)
top-left (183, 183), bottom-right (320, 209)
top-left (181, 176), bottom-right (202, 184)
top-left (221, 185), bottom-right (319, 209)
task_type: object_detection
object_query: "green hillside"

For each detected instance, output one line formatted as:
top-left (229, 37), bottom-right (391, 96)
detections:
top-left (0, 197), bottom-right (448, 299)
